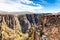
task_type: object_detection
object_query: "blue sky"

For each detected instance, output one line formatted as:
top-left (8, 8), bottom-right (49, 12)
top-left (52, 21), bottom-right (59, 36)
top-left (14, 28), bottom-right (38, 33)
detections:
top-left (0, 0), bottom-right (60, 13)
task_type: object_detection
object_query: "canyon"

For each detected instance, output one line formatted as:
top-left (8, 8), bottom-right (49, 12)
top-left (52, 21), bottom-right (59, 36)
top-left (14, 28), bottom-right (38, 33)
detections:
top-left (0, 12), bottom-right (60, 40)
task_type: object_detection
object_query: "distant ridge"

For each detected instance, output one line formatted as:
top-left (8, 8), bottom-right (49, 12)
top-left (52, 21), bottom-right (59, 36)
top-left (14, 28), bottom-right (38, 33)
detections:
top-left (0, 11), bottom-right (60, 15)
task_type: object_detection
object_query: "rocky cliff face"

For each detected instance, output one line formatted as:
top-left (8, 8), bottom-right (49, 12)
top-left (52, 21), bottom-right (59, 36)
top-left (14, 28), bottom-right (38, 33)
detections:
top-left (0, 13), bottom-right (60, 40)
top-left (0, 14), bottom-right (28, 40)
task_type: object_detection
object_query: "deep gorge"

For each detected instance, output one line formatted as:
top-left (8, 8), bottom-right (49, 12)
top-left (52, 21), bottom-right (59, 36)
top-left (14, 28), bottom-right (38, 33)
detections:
top-left (0, 13), bottom-right (60, 40)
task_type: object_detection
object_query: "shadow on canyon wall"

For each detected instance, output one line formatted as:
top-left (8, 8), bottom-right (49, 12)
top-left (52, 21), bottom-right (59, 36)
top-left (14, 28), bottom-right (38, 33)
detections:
top-left (0, 13), bottom-right (60, 40)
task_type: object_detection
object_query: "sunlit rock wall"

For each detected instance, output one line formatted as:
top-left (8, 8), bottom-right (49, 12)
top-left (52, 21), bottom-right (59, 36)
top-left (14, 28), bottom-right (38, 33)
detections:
top-left (42, 15), bottom-right (60, 40)
top-left (0, 13), bottom-right (60, 40)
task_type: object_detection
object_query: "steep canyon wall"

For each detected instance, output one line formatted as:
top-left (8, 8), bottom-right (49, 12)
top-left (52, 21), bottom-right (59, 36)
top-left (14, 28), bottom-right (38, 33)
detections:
top-left (0, 14), bottom-right (60, 40)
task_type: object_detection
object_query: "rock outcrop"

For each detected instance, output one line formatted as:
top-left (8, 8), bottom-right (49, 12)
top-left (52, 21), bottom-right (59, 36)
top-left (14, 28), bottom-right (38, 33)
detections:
top-left (0, 12), bottom-right (60, 40)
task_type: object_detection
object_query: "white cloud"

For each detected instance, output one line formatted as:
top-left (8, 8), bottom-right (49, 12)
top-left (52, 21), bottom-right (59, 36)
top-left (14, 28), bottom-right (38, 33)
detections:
top-left (0, 0), bottom-right (43, 13)
top-left (0, 0), bottom-right (6, 3)
top-left (20, 0), bottom-right (33, 4)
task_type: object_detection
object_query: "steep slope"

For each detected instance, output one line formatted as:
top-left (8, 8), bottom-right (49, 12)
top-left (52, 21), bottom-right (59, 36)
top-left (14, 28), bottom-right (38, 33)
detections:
top-left (0, 12), bottom-right (60, 40)
top-left (1, 15), bottom-right (28, 40)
